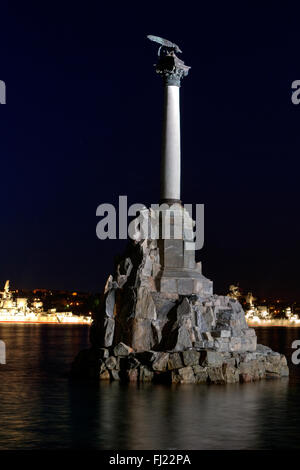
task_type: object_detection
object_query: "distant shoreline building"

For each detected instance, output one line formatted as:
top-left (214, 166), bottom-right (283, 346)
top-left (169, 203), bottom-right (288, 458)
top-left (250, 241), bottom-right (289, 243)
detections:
top-left (0, 280), bottom-right (91, 324)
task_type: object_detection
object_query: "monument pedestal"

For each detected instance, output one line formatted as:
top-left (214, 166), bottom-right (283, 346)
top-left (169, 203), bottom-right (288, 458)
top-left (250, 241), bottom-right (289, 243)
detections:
top-left (136, 204), bottom-right (213, 296)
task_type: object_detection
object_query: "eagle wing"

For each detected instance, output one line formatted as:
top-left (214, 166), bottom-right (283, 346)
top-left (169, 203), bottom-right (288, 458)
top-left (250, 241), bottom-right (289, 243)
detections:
top-left (147, 35), bottom-right (182, 53)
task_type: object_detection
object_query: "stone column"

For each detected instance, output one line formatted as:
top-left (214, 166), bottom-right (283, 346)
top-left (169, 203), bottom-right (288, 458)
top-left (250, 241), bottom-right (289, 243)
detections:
top-left (161, 85), bottom-right (181, 202)
top-left (155, 50), bottom-right (190, 204)
top-left (148, 42), bottom-right (212, 296)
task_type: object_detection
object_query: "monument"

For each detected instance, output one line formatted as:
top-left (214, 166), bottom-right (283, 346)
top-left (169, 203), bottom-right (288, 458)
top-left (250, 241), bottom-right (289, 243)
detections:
top-left (72, 36), bottom-right (289, 384)
top-left (147, 35), bottom-right (213, 298)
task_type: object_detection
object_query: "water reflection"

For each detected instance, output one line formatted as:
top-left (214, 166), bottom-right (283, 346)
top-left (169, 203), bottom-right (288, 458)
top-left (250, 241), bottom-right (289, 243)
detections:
top-left (0, 325), bottom-right (299, 449)
top-left (67, 379), bottom-right (292, 449)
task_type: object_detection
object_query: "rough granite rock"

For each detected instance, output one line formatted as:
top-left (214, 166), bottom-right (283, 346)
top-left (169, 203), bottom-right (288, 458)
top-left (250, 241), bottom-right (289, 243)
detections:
top-left (72, 235), bottom-right (289, 385)
top-left (182, 349), bottom-right (200, 367)
top-left (105, 356), bottom-right (117, 370)
top-left (71, 346), bottom-right (289, 385)
top-left (222, 363), bottom-right (240, 383)
top-left (139, 365), bottom-right (154, 382)
top-left (177, 366), bottom-right (196, 384)
top-left (201, 351), bottom-right (223, 367)
top-left (207, 366), bottom-right (226, 384)
top-left (113, 342), bottom-right (133, 357)
top-left (110, 369), bottom-right (120, 381)
top-left (99, 369), bottom-right (110, 380)
top-left (192, 365), bottom-right (208, 383)
top-left (99, 348), bottom-right (109, 359)
top-left (168, 352), bottom-right (183, 370)
top-left (152, 352), bottom-right (169, 371)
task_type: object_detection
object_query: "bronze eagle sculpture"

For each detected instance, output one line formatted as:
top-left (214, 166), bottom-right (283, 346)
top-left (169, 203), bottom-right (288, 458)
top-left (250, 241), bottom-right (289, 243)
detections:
top-left (147, 35), bottom-right (182, 55)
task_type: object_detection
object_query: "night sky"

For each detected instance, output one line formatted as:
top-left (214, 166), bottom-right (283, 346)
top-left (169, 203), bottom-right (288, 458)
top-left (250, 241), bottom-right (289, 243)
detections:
top-left (0, 2), bottom-right (300, 301)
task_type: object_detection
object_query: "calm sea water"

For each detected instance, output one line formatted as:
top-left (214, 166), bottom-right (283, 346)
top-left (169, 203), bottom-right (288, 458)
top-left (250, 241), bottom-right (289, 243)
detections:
top-left (0, 324), bottom-right (299, 450)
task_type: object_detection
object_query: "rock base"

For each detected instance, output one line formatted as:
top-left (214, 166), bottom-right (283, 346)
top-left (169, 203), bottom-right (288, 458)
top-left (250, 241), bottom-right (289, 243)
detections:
top-left (72, 235), bottom-right (289, 385)
top-left (71, 342), bottom-right (289, 384)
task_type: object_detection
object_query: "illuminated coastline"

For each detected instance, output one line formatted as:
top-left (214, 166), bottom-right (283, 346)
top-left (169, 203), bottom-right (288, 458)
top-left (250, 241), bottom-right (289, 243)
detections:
top-left (247, 317), bottom-right (300, 327)
top-left (0, 280), bottom-right (92, 325)
top-left (228, 285), bottom-right (300, 327)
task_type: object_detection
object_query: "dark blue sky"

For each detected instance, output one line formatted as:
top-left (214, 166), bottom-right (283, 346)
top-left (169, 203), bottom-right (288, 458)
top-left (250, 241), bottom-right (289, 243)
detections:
top-left (0, 2), bottom-right (299, 301)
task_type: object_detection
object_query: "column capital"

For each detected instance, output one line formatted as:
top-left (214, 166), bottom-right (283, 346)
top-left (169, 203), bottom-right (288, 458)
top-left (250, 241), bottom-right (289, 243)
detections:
top-left (155, 52), bottom-right (190, 87)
